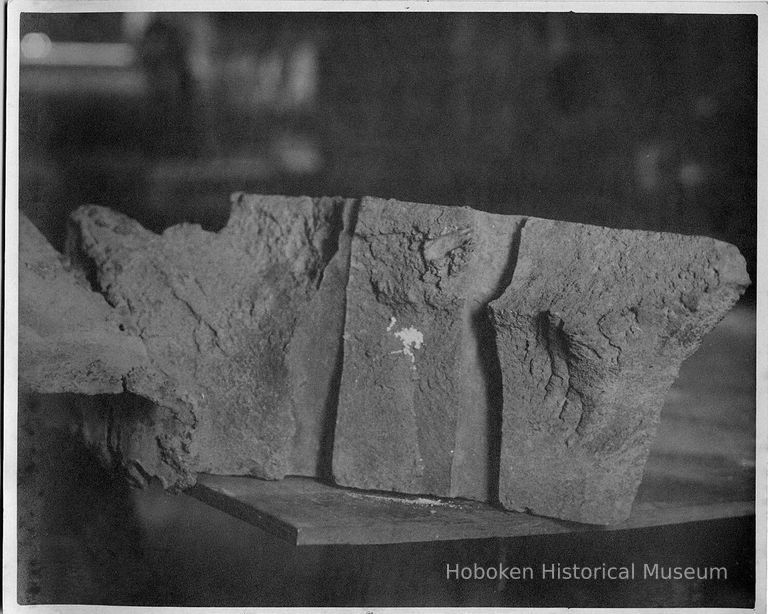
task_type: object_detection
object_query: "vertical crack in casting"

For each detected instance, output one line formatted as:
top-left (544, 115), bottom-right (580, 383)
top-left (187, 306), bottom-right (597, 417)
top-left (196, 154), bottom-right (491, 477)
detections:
top-left (317, 199), bottom-right (360, 482)
top-left (470, 217), bottom-right (526, 503)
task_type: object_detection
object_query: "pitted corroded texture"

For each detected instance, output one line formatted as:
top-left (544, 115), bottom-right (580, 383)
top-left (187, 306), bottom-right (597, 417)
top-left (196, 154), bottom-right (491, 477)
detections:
top-left (68, 194), bottom-right (354, 481)
top-left (332, 197), bottom-right (524, 499)
top-left (23, 194), bottom-right (751, 515)
top-left (19, 214), bottom-right (197, 489)
top-left (74, 390), bottom-right (197, 489)
top-left (19, 214), bottom-right (149, 394)
top-left (489, 219), bottom-right (750, 524)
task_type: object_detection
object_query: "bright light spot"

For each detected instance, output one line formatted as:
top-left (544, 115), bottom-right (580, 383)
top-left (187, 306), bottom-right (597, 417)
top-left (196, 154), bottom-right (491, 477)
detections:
top-left (21, 32), bottom-right (52, 60)
top-left (273, 135), bottom-right (322, 175)
top-left (287, 42), bottom-right (317, 106)
top-left (679, 162), bottom-right (705, 188)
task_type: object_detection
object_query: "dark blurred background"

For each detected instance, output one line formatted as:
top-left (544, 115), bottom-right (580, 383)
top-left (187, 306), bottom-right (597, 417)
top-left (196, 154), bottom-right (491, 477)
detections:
top-left (16, 11), bottom-right (756, 608)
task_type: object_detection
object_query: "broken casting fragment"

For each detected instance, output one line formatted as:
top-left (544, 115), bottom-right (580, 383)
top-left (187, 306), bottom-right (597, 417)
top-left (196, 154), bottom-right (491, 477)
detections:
top-left (20, 194), bottom-right (750, 524)
top-left (489, 219), bottom-right (750, 524)
top-left (332, 197), bottom-right (525, 499)
top-left (331, 197), bottom-right (749, 518)
top-left (19, 214), bottom-right (198, 488)
top-left (19, 214), bottom-right (149, 395)
top-left (66, 193), bottom-right (355, 482)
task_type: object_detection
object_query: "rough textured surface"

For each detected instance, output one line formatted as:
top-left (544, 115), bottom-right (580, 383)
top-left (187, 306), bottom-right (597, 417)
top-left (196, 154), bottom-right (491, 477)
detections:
top-left (20, 214), bottom-right (201, 489)
top-left (332, 197), bottom-right (524, 499)
top-left (67, 193), bottom-right (353, 482)
top-left (73, 391), bottom-right (195, 489)
top-left (19, 214), bottom-right (149, 394)
top-left (489, 219), bottom-right (750, 524)
top-left (21, 194), bottom-right (751, 518)
top-left (333, 197), bottom-right (472, 496)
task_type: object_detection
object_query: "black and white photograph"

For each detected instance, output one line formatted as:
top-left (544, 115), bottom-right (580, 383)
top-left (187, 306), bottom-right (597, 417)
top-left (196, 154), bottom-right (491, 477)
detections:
top-left (4, 2), bottom-right (764, 610)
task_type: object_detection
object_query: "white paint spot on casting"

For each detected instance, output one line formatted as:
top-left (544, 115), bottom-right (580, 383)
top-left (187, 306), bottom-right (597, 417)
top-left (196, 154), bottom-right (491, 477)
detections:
top-left (386, 316), bottom-right (397, 332)
top-left (391, 326), bottom-right (424, 364)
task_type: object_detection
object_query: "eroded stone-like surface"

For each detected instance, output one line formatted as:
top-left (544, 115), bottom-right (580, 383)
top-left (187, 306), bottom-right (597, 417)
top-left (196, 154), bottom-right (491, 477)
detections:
top-left (19, 214), bottom-right (149, 394)
top-left (489, 219), bottom-right (750, 524)
top-left (20, 214), bottom-right (201, 489)
top-left (72, 391), bottom-right (195, 489)
top-left (67, 194), bottom-right (353, 481)
top-left (332, 197), bottom-right (524, 499)
top-left (23, 194), bottom-right (751, 512)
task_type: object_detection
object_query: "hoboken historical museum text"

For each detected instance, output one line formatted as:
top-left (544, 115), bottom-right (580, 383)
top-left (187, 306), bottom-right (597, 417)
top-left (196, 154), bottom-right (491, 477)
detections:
top-left (445, 562), bottom-right (728, 581)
